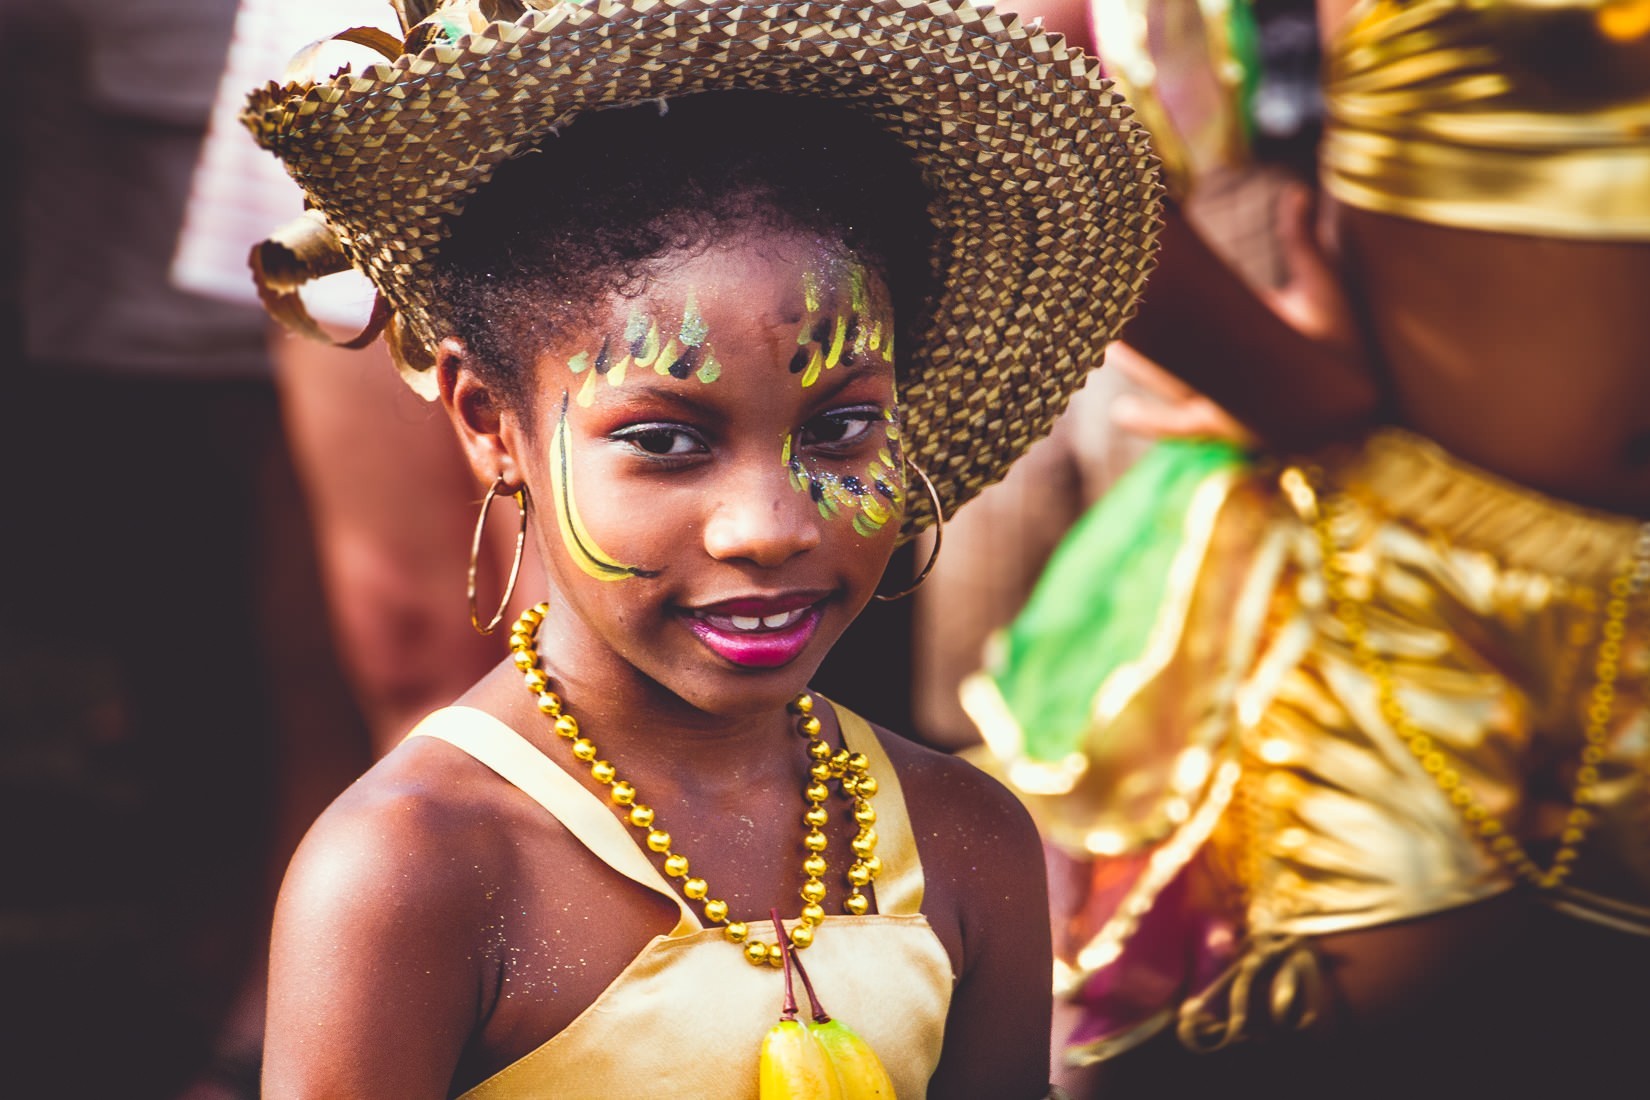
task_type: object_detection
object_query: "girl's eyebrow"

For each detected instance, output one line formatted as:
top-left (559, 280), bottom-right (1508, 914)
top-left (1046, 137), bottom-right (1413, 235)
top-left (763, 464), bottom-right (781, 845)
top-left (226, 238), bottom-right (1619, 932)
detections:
top-left (593, 382), bottom-right (729, 422)
top-left (802, 358), bottom-right (888, 404)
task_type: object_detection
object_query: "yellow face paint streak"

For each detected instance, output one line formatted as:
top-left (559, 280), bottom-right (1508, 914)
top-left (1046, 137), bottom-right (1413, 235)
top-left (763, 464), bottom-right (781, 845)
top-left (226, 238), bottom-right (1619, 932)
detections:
top-left (632, 319), bottom-right (664, 369)
top-left (824, 314), bottom-right (849, 369)
top-left (654, 337), bottom-right (684, 376)
top-left (800, 347), bottom-right (824, 388)
top-left (792, 261), bottom-right (895, 388)
top-left (549, 391), bottom-right (658, 581)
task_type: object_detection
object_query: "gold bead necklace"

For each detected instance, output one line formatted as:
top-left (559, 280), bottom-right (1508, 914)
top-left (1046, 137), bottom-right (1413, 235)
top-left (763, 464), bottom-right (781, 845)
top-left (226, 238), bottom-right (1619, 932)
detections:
top-left (507, 602), bottom-right (882, 967)
top-left (1288, 466), bottom-right (1650, 889)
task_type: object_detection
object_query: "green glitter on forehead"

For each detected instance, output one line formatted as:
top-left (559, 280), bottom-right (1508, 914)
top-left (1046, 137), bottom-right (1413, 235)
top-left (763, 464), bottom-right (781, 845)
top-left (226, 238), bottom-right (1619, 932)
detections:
top-left (624, 309), bottom-right (650, 347)
top-left (679, 292), bottom-right (709, 347)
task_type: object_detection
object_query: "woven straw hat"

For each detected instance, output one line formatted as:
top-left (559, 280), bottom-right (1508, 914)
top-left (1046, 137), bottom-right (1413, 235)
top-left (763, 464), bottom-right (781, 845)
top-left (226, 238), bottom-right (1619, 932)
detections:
top-left (245, 0), bottom-right (1162, 535)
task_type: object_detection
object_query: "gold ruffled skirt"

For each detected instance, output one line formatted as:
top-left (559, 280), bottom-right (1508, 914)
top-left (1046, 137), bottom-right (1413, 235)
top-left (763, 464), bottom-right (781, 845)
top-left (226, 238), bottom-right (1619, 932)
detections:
top-left (968, 429), bottom-right (1650, 1063)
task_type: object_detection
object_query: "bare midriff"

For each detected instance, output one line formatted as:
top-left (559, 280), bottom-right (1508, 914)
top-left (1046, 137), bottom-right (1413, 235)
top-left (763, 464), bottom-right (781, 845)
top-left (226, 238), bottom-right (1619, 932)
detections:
top-left (1334, 199), bottom-right (1650, 515)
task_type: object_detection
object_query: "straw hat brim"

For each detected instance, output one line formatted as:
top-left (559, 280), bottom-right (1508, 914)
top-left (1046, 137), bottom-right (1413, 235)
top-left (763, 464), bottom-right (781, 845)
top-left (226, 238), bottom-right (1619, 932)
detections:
top-left (244, 0), bottom-right (1163, 538)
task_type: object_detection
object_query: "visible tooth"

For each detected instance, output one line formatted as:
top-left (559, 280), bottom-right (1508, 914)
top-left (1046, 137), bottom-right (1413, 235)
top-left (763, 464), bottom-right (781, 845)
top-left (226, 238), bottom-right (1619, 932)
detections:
top-left (730, 615), bottom-right (761, 631)
top-left (762, 612), bottom-right (793, 629)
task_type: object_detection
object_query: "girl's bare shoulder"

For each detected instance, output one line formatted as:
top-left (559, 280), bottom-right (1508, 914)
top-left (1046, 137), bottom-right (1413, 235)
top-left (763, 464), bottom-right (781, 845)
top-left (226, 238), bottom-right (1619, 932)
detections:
top-left (860, 717), bottom-right (1043, 879)
top-left (278, 732), bottom-right (533, 939)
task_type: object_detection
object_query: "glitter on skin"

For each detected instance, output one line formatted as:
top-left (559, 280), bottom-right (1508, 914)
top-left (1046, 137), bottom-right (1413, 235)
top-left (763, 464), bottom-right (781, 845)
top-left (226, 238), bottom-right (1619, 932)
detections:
top-left (790, 262), bottom-right (894, 388)
top-left (782, 406), bottom-right (908, 537)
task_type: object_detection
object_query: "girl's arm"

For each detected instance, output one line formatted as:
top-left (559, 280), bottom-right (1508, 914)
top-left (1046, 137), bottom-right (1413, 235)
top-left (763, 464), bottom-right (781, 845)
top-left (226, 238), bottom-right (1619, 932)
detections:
top-left (262, 786), bottom-right (486, 1099)
top-left (910, 754), bottom-right (1055, 1098)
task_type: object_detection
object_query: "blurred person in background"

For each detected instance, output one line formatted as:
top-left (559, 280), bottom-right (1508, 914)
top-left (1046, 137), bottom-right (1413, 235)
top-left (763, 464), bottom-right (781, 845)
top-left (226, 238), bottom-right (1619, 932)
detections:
top-left (0, 1), bottom-right (368, 1096)
top-left (912, 0), bottom-right (1322, 753)
top-left (174, 0), bottom-right (519, 760)
top-left (967, 0), bottom-right (1650, 1094)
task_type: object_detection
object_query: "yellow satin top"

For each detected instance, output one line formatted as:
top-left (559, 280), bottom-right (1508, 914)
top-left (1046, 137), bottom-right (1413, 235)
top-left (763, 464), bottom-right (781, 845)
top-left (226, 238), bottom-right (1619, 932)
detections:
top-left (1322, 0), bottom-right (1650, 238)
top-left (408, 704), bottom-right (953, 1099)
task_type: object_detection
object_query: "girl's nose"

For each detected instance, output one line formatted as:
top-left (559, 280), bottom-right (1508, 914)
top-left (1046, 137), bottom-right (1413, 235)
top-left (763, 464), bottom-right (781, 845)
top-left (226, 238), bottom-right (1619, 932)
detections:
top-left (701, 460), bottom-right (823, 568)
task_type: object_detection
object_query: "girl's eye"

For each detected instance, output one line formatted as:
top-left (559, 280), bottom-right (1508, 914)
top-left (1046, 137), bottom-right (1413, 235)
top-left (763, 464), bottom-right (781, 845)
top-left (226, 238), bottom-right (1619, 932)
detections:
top-left (801, 408), bottom-right (881, 450)
top-left (615, 425), bottom-right (704, 457)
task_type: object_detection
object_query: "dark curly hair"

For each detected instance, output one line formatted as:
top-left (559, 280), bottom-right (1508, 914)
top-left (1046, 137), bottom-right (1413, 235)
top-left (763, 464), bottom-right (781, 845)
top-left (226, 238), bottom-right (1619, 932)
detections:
top-left (436, 91), bottom-right (940, 409)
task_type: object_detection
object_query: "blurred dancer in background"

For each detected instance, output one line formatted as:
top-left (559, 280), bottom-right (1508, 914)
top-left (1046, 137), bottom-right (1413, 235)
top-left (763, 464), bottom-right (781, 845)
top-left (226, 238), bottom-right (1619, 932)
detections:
top-left (174, 0), bottom-right (519, 758)
top-left (912, 0), bottom-right (1322, 751)
top-left (0, 1), bottom-right (366, 1096)
top-left (969, 0), bottom-right (1650, 1094)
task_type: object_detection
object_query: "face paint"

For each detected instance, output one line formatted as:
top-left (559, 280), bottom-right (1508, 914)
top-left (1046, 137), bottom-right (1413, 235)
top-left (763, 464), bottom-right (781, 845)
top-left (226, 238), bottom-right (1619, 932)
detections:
top-left (549, 391), bottom-right (659, 580)
top-left (789, 262), bottom-right (895, 388)
top-left (565, 296), bottom-right (724, 406)
top-left (782, 407), bottom-right (908, 538)
top-left (673, 292), bottom-right (722, 383)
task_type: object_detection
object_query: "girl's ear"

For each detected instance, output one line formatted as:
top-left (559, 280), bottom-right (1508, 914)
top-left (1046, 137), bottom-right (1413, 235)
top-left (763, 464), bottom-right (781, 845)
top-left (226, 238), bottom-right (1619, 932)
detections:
top-left (437, 337), bottom-right (526, 486)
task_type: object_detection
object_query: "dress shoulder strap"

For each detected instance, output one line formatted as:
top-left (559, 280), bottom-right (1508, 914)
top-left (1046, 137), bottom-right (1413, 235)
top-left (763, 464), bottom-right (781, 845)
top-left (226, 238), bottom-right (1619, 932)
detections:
top-left (835, 705), bottom-right (926, 915)
top-left (407, 707), bottom-right (699, 935)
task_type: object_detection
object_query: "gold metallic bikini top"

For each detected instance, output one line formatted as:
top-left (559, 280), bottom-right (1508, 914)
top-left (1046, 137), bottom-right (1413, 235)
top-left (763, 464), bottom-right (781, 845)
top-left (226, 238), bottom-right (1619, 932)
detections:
top-left (1322, 0), bottom-right (1650, 238)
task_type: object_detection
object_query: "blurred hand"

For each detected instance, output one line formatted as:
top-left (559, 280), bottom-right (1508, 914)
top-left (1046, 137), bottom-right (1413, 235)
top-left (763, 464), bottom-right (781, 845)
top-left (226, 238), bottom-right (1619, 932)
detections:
top-left (1261, 180), bottom-right (1360, 348)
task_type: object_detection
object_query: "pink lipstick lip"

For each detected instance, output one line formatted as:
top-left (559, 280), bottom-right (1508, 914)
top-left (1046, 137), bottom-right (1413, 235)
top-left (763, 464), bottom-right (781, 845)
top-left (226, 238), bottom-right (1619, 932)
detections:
top-left (685, 605), bottom-right (824, 669)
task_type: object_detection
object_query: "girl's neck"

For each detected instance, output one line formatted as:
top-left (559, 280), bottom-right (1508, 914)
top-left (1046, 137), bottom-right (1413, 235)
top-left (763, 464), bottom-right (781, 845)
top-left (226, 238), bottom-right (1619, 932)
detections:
top-left (511, 606), bottom-right (809, 776)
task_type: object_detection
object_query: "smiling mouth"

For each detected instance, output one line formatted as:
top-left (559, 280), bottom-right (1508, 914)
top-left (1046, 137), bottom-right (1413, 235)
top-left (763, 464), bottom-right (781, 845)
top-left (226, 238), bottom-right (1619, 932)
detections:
top-left (685, 601), bottom-right (825, 669)
top-left (703, 607), bottom-right (811, 633)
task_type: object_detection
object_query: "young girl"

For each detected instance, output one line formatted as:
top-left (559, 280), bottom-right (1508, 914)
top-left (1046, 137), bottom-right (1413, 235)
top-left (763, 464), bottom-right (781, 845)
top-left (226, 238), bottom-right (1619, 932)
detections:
top-left (241, 1), bottom-right (1161, 1096)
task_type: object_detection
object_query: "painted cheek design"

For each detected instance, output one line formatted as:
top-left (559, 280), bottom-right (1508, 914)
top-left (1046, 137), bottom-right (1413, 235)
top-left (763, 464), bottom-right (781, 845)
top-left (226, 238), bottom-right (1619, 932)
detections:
top-left (789, 266), bottom-right (895, 388)
top-left (549, 391), bottom-right (659, 581)
top-left (566, 293), bottom-right (723, 407)
top-left (782, 409), bottom-right (908, 538)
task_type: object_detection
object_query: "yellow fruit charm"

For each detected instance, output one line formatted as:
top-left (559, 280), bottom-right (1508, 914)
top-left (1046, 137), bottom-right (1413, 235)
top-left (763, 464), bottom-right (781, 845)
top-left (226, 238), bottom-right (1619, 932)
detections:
top-left (760, 909), bottom-right (898, 1100)
top-left (759, 1017), bottom-right (846, 1100)
top-left (810, 1017), bottom-right (896, 1099)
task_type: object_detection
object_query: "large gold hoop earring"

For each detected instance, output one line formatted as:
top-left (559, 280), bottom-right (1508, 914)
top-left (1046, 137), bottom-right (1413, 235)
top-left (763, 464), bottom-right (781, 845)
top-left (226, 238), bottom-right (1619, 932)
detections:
top-left (875, 462), bottom-right (944, 602)
top-left (468, 475), bottom-right (529, 635)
